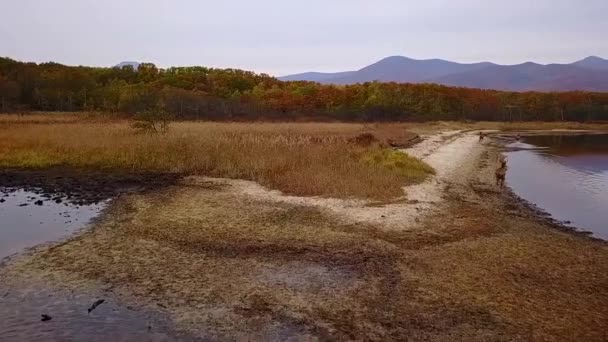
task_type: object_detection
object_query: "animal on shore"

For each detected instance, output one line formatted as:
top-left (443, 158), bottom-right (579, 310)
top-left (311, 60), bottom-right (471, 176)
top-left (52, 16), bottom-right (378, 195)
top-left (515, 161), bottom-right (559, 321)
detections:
top-left (495, 166), bottom-right (507, 188)
top-left (495, 156), bottom-right (508, 188)
top-left (479, 132), bottom-right (485, 141)
top-left (498, 155), bottom-right (507, 168)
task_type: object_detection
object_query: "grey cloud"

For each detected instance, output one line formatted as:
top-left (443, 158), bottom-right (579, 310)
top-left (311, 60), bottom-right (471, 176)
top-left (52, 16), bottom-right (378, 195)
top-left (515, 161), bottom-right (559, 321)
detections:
top-left (0, 0), bottom-right (606, 75)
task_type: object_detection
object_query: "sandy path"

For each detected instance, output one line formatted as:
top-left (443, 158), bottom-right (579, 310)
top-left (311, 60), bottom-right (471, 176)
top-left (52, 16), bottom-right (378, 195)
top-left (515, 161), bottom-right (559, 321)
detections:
top-left (190, 130), bottom-right (484, 230)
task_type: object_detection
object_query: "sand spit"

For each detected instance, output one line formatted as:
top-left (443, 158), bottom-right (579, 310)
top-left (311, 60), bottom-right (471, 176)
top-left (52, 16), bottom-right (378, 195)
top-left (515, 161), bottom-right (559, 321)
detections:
top-left (191, 130), bottom-right (483, 230)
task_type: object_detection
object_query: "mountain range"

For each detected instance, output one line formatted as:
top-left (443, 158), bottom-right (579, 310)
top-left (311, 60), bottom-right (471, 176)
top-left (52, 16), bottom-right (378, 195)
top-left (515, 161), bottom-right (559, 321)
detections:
top-left (279, 56), bottom-right (608, 92)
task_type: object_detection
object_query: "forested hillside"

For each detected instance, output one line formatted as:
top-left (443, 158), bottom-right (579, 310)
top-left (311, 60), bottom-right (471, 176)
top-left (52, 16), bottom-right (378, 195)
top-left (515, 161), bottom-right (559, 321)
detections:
top-left (1, 57), bottom-right (607, 121)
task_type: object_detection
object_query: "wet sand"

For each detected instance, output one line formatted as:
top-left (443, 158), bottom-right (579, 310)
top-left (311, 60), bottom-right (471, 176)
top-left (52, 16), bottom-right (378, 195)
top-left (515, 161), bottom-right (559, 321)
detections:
top-left (0, 169), bottom-right (181, 205)
top-left (1, 132), bottom-right (607, 341)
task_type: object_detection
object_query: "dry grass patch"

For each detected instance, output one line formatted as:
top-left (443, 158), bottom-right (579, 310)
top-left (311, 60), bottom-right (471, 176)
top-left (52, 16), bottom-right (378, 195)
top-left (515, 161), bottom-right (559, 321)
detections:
top-left (19, 182), bottom-right (517, 340)
top-left (23, 175), bottom-right (607, 340)
top-left (408, 199), bottom-right (608, 341)
top-left (0, 112), bottom-right (102, 124)
top-left (27, 184), bottom-right (408, 339)
top-left (0, 115), bottom-right (433, 200)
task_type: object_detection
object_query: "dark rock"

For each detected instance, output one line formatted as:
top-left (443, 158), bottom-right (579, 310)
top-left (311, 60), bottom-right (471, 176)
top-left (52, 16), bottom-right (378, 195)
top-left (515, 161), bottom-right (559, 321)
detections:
top-left (88, 299), bottom-right (105, 313)
top-left (34, 200), bottom-right (44, 206)
top-left (41, 314), bottom-right (52, 322)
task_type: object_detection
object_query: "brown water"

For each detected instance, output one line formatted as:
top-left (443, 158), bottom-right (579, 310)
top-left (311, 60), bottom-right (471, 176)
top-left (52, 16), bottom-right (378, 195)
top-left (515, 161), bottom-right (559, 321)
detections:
top-left (505, 134), bottom-right (608, 240)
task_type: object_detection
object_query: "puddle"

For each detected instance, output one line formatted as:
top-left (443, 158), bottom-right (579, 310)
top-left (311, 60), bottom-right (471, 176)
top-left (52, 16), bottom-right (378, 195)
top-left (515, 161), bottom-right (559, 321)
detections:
top-left (0, 282), bottom-right (172, 341)
top-left (0, 173), bottom-right (191, 341)
top-left (0, 187), bottom-right (188, 340)
top-left (0, 188), bottom-right (106, 260)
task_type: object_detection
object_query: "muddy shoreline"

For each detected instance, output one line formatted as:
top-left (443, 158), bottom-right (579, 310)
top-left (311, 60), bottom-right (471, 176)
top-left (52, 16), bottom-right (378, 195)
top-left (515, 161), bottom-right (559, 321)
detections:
top-left (501, 183), bottom-right (602, 241)
top-left (0, 168), bottom-right (182, 205)
top-left (0, 168), bottom-right (182, 266)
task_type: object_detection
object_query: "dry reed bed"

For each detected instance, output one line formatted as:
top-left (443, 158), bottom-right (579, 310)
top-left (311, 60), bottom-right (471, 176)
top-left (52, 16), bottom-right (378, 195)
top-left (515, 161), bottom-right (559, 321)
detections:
top-left (0, 116), bottom-right (432, 200)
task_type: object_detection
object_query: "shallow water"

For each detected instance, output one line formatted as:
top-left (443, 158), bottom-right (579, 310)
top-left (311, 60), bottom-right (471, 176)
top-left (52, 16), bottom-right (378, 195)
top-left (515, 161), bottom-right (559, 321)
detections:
top-left (505, 134), bottom-right (608, 239)
top-left (0, 187), bottom-right (182, 340)
top-left (0, 188), bottom-right (106, 260)
top-left (0, 282), bottom-right (172, 341)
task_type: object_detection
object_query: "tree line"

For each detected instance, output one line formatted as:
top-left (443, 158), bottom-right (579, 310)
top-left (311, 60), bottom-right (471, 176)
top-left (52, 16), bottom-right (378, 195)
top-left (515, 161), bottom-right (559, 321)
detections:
top-left (1, 57), bottom-right (607, 121)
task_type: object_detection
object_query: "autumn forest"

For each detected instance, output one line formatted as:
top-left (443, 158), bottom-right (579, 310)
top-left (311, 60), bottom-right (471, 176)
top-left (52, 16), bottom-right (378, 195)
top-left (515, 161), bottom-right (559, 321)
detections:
top-left (1, 57), bottom-right (607, 121)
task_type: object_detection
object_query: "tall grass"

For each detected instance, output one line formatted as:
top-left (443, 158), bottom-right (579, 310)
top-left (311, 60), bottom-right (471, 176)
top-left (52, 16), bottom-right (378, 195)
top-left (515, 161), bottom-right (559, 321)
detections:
top-left (0, 116), bottom-right (433, 200)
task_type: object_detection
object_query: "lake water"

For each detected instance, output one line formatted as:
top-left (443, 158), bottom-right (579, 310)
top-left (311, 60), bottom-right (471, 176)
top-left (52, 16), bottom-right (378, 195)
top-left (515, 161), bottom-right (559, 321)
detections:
top-left (505, 134), bottom-right (608, 240)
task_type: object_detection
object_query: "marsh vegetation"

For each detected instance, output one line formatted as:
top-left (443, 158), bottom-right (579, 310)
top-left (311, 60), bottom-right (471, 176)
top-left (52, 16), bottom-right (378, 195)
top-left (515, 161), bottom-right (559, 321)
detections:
top-left (0, 114), bottom-right (433, 200)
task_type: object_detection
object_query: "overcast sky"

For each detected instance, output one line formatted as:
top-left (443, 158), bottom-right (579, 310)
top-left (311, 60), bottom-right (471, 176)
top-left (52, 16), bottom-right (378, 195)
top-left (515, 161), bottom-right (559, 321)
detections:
top-left (1, 0), bottom-right (607, 75)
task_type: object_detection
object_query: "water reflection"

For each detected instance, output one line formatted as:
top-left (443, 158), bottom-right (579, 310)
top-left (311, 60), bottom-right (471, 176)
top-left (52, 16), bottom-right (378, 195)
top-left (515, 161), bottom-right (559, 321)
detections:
top-left (505, 134), bottom-right (608, 239)
top-left (0, 188), bottom-right (106, 260)
top-left (525, 134), bottom-right (608, 156)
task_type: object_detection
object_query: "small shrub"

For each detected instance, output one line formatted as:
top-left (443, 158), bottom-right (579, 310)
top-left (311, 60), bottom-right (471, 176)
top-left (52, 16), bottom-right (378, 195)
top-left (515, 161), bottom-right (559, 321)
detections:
top-left (361, 149), bottom-right (434, 181)
top-left (349, 132), bottom-right (379, 146)
top-left (132, 107), bottom-right (173, 134)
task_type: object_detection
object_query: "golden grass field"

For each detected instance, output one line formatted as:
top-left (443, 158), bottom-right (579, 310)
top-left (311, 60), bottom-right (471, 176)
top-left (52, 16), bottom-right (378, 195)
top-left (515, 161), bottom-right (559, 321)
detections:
top-left (0, 113), bottom-right (433, 200)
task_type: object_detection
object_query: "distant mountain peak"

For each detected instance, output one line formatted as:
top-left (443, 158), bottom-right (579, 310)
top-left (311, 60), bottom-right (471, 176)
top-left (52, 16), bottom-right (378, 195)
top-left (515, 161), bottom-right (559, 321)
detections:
top-left (279, 55), bottom-right (608, 91)
top-left (517, 61), bottom-right (541, 66)
top-left (378, 55), bottom-right (413, 62)
top-left (580, 55), bottom-right (606, 62)
top-left (572, 56), bottom-right (608, 71)
top-left (114, 61), bottom-right (140, 69)
top-left (366, 56), bottom-right (415, 68)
